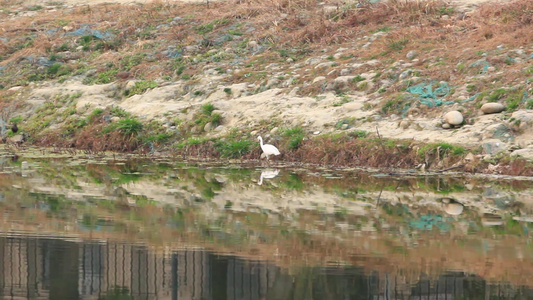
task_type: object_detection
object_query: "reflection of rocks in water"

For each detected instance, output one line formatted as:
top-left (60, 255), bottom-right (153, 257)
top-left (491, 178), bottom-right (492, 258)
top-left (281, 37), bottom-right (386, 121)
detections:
top-left (484, 187), bottom-right (517, 210)
top-left (481, 213), bottom-right (504, 227)
top-left (258, 169), bottom-right (280, 185)
top-left (440, 198), bottom-right (464, 216)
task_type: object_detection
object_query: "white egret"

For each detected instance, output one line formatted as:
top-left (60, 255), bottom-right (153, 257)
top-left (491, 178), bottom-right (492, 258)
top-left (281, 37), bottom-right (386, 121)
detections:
top-left (257, 136), bottom-right (280, 161)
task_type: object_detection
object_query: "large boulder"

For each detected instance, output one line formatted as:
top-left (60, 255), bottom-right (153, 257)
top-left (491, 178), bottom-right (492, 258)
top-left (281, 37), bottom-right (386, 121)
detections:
top-left (443, 111), bottom-right (463, 126)
top-left (481, 103), bottom-right (505, 114)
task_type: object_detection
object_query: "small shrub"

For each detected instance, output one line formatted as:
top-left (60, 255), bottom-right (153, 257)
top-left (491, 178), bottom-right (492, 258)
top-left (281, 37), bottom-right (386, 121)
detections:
top-left (211, 113), bottom-right (222, 126)
top-left (202, 103), bottom-right (215, 115)
top-left (283, 126), bottom-right (305, 150)
top-left (114, 118), bottom-right (143, 136)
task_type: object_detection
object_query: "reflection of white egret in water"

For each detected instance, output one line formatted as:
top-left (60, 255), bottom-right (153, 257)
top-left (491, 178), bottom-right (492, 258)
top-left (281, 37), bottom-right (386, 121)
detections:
top-left (258, 169), bottom-right (280, 185)
top-left (257, 136), bottom-right (280, 162)
top-left (440, 197), bottom-right (464, 216)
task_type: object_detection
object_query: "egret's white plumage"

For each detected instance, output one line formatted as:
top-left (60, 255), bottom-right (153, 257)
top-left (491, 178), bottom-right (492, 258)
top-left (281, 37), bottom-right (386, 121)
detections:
top-left (257, 136), bottom-right (280, 160)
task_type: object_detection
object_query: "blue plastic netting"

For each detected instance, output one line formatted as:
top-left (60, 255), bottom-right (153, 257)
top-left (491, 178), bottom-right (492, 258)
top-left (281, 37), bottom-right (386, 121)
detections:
top-left (470, 58), bottom-right (491, 74)
top-left (406, 81), bottom-right (454, 107)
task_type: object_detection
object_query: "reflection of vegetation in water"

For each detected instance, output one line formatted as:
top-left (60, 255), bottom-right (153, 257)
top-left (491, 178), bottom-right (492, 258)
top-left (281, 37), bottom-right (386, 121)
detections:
top-left (283, 173), bottom-right (305, 191)
top-left (2, 157), bottom-right (533, 269)
top-left (98, 286), bottom-right (132, 300)
top-left (381, 203), bottom-right (410, 217)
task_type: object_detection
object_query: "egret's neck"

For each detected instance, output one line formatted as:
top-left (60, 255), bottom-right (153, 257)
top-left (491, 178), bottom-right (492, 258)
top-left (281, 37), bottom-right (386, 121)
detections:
top-left (258, 137), bottom-right (263, 146)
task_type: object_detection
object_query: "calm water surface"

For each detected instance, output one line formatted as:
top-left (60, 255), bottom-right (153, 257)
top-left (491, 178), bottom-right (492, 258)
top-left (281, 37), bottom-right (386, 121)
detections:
top-left (0, 153), bottom-right (533, 299)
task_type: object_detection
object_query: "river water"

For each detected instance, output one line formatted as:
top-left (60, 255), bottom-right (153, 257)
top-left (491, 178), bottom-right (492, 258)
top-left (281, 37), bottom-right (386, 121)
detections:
top-left (0, 152), bottom-right (532, 299)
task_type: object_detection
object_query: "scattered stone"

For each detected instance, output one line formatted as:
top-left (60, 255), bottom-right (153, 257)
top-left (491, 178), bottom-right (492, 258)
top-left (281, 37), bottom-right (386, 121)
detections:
top-left (399, 69), bottom-right (412, 80)
top-left (441, 123), bottom-right (451, 129)
top-left (305, 57), bottom-right (321, 65)
top-left (340, 68), bottom-right (352, 76)
top-left (312, 76), bottom-right (326, 83)
top-left (406, 50), bottom-right (418, 60)
top-left (314, 62), bottom-right (335, 70)
top-left (443, 111), bottom-right (463, 126)
top-left (399, 120), bottom-right (410, 129)
top-left (125, 80), bottom-right (136, 90)
top-left (481, 102), bottom-right (505, 114)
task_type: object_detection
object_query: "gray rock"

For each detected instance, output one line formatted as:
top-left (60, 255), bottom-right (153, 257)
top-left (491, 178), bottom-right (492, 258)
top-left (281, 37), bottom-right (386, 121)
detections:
top-left (482, 139), bottom-right (506, 155)
top-left (483, 123), bottom-right (512, 142)
top-left (443, 111), bottom-right (463, 125)
top-left (481, 102), bottom-right (505, 114)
